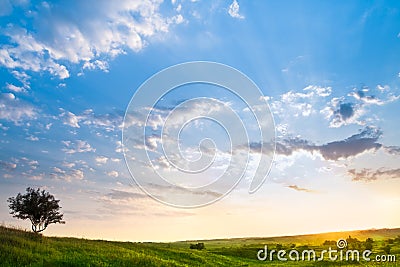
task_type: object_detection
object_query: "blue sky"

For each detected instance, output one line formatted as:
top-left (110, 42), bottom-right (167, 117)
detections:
top-left (0, 0), bottom-right (400, 241)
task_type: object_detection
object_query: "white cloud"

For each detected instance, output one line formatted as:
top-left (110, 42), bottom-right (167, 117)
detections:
top-left (0, 92), bottom-right (37, 124)
top-left (95, 156), bottom-right (109, 164)
top-left (145, 135), bottom-right (160, 151)
top-left (6, 83), bottom-right (26, 93)
top-left (115, 141), bottom-right (124, 153)
top-left (107, 171), bottom-right (119, 178)
top-left (59, 108), bottom-right (122, 132)
top-left (18, 157), bottom-right (39, 168)
top-left (269, 85), bottom-right (332, 120)
top-left (62, 162), bottom-right (76, 168)
top-left (80, 109), bottom-right (122, 132)
top-left (59, 109), bottom-right (81, 128)
top-left (172, 14), bottom-right (184, 24)
top-left (11, 70), bottom-right (30, 88)
top-left (62, 140), bottom-right (95, 154)
top-left (228, 0), bottom-right (244, 19)
top-left (52, 167), bottom-right (65, 174)
top-left (26, 135), bottom-right (39, 141)
top-left (0, 0), bottom-right (184, 78)
top-left (70, 169), bottom-right (84, 180)
top-left (83, 60), bottom-right (109, 72)
top-left (51, 167), bottom-right (84, 181)
top-left (376, 84), bottom-right (389, 92)
top-left (303, 85), bottom-right (332, 97)
top-left (0, 27), bottom-right (70, 79)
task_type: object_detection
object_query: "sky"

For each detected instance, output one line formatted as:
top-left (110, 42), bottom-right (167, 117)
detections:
top-left (0, 0), bottom-right (399, 242)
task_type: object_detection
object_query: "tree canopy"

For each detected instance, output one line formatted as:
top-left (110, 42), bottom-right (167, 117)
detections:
top-left (7, 187), bottom-right (65, 233)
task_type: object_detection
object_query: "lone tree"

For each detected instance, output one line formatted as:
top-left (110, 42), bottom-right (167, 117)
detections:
top-left (7, 187), bottom-right (65, 233)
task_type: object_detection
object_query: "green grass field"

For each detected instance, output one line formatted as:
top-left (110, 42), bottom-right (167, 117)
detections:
top-left (0, 225), bottom-right (399, 266)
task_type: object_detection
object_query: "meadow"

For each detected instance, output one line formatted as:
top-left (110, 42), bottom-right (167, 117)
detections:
top-left (0, 225), bottom-right (399, 266)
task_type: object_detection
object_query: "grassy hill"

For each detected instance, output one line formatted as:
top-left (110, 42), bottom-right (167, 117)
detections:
top-left (177, 228), bottom-right (400, 249)
top-left (0, 225), bottom-right (399, 266)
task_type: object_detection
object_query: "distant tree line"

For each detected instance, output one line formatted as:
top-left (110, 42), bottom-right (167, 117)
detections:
top-left (323, 235), bottom-right (400, 254)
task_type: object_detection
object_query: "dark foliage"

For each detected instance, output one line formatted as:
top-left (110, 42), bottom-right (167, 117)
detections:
top-left (323, 240), bottom-right (336, 246)
top-left (189, 242), bottom-right (205, 250)
top-left (383, 244), bottom-right (391, 254)
top-left (7, 187), bottom-right (65, 233)
top-left (365, 237), bottom-right (373, 250)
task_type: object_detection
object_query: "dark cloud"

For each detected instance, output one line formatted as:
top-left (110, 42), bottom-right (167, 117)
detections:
top-left (246, 141), bottom-right (276, 154)
top-left (275, 138), bottom-right (309, 156)
top-left (348, 168), bottom-right (400, 182)
top-left (355, 90), bottom-right (365, 98)
top-left (317, 127), bottom-right (382, 160)
top-left (335, 102), bottom-right (354, 121)
top-left (275, 127), bottom-right (382, 161)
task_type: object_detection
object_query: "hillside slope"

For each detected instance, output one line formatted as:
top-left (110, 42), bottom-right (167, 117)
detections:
top-left (0, 226), bottom-right (399, 266)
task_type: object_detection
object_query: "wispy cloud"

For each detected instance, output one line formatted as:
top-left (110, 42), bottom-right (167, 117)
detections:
top-left (349, 168), bottom-right (400, 182)
top-left (59, 108), bottom-right (123, 132)
top-left (0, 160), bottom-right (17, 171)
top-left (287, 184), bottom-right (316, 193)
top-left (96, 188), bottom-right (194, 217)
